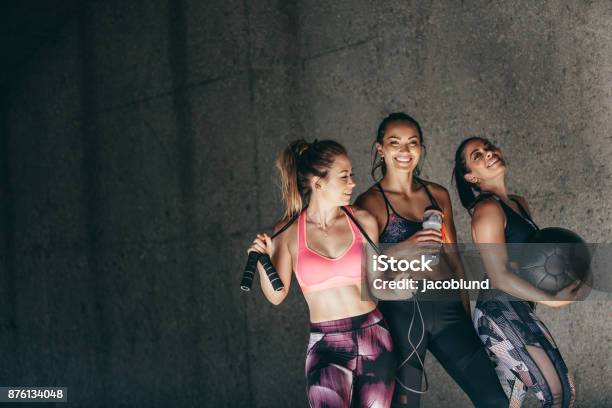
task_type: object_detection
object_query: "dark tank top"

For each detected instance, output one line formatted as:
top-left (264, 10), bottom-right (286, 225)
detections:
top-left (476, 194), bottom-right (539, 307)
top-left (377, 179), bottom-right (440, 244)
top-left (477, 194), bottom-right (539, 243)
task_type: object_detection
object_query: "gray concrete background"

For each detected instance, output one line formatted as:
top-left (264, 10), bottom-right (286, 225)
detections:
top-left (0, 0), bottom-right (610, 406)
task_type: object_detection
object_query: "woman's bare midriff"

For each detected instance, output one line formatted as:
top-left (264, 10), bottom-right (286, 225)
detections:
top-left (304, 284), bottom-right (376, 323)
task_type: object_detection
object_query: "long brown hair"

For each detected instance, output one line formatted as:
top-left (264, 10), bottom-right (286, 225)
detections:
top-left (452, 136), bottom-right (492, 212)
top-left (371, 112), bottom-right (425, 181)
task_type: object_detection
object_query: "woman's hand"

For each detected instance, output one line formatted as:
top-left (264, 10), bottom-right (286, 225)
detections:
top-left (402, 228), bottom-right (443, 252)
top-left (382, 228), bottom-right (442, 264)
top-left (540, 280), bottom-right (589, 307)
top-left (406, 228), bottom-right (443, 245)
top-left (402, 228), bottom-right (443, 257)
top-left (248, 227), bottom-right (292, 306)
top-left (247, 233), bottom-right (275, 257)
top-left (554, 280), bottom-right (582, 300)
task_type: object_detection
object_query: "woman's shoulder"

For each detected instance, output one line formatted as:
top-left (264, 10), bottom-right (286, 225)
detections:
top-left (354, 184), bottom-right (386, 213)
top-left (471, 195), bottom-right (505, 221)
top-left (347, 205), bottom-right (377, 223)
top-left (418, 179), bottom-right (451, 206)
top-left (346, 205), bottom-right (379, 234)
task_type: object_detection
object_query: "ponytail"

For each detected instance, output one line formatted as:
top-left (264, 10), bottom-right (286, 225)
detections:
top-left (276, 140), bottom-right (308, 220)
top-left (276, 139), bottom-right (347, 220)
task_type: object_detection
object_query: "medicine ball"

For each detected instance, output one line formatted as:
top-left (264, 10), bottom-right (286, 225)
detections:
top-left (517, 227), bottom-right (590, 294)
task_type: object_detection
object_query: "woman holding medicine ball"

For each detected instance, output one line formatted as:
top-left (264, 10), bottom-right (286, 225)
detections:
top-left (453, 136), bottom-right (585, 407)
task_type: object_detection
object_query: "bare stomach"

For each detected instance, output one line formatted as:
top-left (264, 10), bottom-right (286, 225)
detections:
top-left (304, 285), bottom-right (376, 323)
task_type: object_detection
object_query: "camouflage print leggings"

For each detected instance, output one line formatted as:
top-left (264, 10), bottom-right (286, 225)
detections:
top-left (474, 300), bottom-right (575, 408)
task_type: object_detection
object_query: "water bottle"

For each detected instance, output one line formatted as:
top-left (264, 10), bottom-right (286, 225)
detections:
top-left (422, 206), bottom-right (444, 266)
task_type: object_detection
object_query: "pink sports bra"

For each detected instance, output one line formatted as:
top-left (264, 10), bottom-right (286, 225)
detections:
top-left (296, 206), bottom-right (364, 294)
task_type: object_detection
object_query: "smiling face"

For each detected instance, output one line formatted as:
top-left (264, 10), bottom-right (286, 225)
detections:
top-left (311, 154), bottom-right (355, 206)
top-left (376, 122), bottom-right (423, 174)
top-left (462, 138), bottom-right (506, 185)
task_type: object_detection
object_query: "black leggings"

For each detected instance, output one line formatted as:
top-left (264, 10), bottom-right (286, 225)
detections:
top-left (378, 291), bottom-right (508, 407)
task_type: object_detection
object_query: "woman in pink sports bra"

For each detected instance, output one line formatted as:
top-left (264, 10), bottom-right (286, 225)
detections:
top-left (247, 139), bottom-right (396, 408)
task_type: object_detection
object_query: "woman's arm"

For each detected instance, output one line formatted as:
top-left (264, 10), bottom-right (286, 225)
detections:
top-left (354, 187), bottom-right (387, 232)
top-left (250, 221), bottom-right (295, 306)
top-left (471, 200), bottom-right (577, 307)
top-left (432, 185), bottom-right (471, 314)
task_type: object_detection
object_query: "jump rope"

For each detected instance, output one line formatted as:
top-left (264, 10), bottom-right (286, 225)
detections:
top-left (240, 206), bottom-right (429, 395)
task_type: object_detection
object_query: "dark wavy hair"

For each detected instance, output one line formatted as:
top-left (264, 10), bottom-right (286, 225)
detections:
top-left (452, 136), bottom-right (495, 212)
top-left (371, 112), bottom-right (424, 181)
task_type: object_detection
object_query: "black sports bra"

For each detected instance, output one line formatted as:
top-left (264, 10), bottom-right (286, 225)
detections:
top-left (376, 179), bottom-right (439, 244)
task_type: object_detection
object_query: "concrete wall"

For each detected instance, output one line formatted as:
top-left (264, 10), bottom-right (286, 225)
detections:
top-left (0, 0), bottom-right (609, 406)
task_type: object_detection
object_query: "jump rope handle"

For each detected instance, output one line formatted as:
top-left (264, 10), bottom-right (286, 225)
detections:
top-left (259, 254), bottom-right (284, 291)
top-left (240, 212), bottom-right (300, 292)
top-left (240, 251), bottom-right (260, 291)
top-left (240, 252), bottom-right (285, 292)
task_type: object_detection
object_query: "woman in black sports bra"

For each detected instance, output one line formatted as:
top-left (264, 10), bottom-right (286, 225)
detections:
top-left (356, 113), bottom-right (508, 407)
top-left (453, 136), bottom-right (585, 408)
